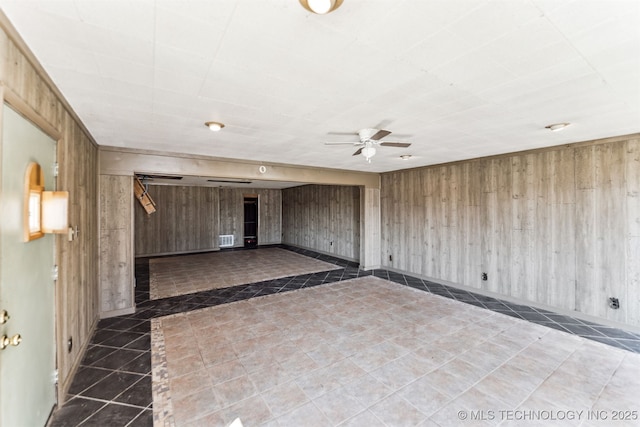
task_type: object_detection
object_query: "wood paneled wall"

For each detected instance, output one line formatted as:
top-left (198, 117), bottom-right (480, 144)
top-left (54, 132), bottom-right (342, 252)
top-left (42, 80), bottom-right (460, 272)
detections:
top-left (135, 185), bottom-right (219, 256)
top-left (218, 188), bottom-right (282, 247)
top-left (0, 24), bottom-right (100, 401)
top-left (282, 185), bottom-right (360, 261)
top-left (99, 175), bottom-right (134, 316)
top-left (381, 135), bottom-right (640, 327)
top-left (134, 186), bottom-right (280, 256)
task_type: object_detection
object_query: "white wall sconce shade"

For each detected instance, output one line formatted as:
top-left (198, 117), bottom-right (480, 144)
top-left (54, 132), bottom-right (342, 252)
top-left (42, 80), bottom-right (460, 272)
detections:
top-left (299, 0), bottom-right (343, 14)
top-left (42, 191), bottom-right (69, 233)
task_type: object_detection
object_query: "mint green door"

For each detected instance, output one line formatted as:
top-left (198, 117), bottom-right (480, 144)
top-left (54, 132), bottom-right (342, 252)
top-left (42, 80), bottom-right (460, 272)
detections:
top-left (0, 104), bottom-right (57, 427)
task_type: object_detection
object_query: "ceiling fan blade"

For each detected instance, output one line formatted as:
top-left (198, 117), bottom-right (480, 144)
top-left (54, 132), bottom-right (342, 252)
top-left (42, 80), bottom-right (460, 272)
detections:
top-left (352, 147), bottom-right (363, 156)
top-left (371, 129), bottom-right (392, 140)
top-left (380, 142), bottom-right (412, 148)
top-left (324, 141), bottom-right (359, 145)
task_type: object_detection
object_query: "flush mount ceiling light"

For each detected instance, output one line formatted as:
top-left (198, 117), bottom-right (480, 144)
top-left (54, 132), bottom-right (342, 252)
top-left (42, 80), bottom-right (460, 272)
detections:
top-left (545, 122), bottom-right (571, 132)
top-left (205, 121), bottom-right (225, 131)
top-left (299, 0), bottom-right (343, 14)
top-left (400, 155), bottom-right (412, 160)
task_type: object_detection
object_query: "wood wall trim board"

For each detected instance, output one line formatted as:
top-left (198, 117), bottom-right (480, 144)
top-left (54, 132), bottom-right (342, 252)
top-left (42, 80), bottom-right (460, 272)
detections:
top-left (1, 84), bottom-right (60, 140)
top-left (135, 248), bottom-right (220, 258)
top-left (283, 244), bottom-right (359, 263)
top-left (99, 306), bottom-right (136, 320)
top-left (98, 147), bottom-right (380, 189)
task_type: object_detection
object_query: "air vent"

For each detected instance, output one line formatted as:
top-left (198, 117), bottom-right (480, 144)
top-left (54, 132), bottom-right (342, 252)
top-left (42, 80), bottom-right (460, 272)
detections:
top-left (219, 235), bottom-right (234, 247)
top-left (207, 179), bottom-right (252, 184)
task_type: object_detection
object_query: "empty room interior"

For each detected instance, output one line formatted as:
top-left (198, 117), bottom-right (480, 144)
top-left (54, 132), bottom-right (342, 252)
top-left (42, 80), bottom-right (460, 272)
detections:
top-left (0, 1), bottom-right (639, 426)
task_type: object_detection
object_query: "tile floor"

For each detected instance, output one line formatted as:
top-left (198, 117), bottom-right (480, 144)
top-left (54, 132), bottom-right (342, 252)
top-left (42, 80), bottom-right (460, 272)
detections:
top-left (48, 246), bottom-right (640, 426)
top-left (150, 248), bottom-right (340, 299)
top-left (152, 276), bottom-right (640, 426)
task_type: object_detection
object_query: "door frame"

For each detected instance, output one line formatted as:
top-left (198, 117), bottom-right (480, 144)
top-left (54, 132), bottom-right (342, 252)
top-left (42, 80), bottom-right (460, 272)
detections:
top-left (1, 86), bottom-right (63, 407)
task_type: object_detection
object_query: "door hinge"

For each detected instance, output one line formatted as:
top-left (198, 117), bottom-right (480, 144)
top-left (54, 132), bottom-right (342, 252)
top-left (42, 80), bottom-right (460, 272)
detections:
top-left (53, 162), bottom-right (59, 177)
top-left (52, 265), bottom-right (59, 282)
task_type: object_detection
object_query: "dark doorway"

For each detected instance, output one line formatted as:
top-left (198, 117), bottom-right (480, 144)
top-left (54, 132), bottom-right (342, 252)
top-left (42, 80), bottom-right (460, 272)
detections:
top-left (243, 196), bottom-right (258, 248)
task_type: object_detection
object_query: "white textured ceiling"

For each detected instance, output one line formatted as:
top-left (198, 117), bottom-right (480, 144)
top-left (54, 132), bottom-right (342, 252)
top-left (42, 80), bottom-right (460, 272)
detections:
top-left (1, 0), bottom-right (639, 173)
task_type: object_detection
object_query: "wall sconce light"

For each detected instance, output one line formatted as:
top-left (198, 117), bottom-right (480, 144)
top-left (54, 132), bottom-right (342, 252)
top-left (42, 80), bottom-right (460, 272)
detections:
top-left (42, 191), bottom-right (69, 233)
top-left (24, 162), bottom-right (69, 242)
top-left (299, 0), bottom-right (344, 14)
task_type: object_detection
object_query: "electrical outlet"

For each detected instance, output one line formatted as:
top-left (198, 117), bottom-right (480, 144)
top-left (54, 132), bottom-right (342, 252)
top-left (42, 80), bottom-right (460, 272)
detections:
top-left (481, 272), bottom-right (488, 281)
top-left (608, 297), bottom-right (620, 309)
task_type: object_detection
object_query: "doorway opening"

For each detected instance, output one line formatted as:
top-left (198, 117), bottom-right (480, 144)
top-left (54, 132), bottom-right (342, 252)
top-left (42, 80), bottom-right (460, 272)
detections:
top-left (243, 196), bottom-right (258, 248)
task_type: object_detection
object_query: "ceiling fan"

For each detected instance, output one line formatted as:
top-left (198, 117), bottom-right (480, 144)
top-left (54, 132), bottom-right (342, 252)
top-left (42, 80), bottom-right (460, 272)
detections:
top-left (324, 128), bottom-right (411, 163)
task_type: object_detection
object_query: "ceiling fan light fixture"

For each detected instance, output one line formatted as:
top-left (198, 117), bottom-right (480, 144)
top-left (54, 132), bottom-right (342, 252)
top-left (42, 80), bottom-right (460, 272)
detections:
top-left (205, 121), bottom-right (225, 132)
top-left (545, 122), bottom-right (570, 132)
top-left (361, 146), bottom-right (376, 163)
top-left (299, 0), bottom-right (343, 14)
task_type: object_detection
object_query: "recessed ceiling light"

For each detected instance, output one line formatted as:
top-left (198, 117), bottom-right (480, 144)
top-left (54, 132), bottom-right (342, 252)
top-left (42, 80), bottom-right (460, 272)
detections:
top-left (545, 123), bottom-right (570, 132)
top-left (205, 121), bottom-right (225, 132)
top-left (299, 0), bottom-right (343, 14)
top-left (400, 155), bottom-right (412, 160)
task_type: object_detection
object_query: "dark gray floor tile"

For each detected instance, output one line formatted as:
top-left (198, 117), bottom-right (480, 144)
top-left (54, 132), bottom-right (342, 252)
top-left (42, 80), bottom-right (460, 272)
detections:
top-left (125, 334), bottom-right (151, 351)
top-left (100, 331), bottom-right (146, 348)
top-left (114, 376), bottom-right (152, 407)
top-left (68, 366), bottom-right (113, 395)
top-left (81, 345), bottom-right (117, 366)
top-left (81, 371), bottom-right (145, 401)
top-left (127, 409), bottom-right (153, 427)
top-left (120, 352), bottom-right (152, 374)
top-left (80, 403), bottom-right (143, 427)
top-left (91, 348), bottom-right (147, 370)
top-left (48, 397), bottom-right (106, 427)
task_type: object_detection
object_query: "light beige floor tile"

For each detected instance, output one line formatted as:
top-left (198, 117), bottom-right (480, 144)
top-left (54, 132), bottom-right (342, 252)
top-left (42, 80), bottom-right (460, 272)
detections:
top-left (275, 401), bottom-right (332, 427)
top-left (397, 376), bottom-right (452, 417)
top-left (187, 395), bottom-right (273, 427)
top-left (170, 369), bottom-right (213, 399)
top-left (338, 410), bottom-right (386, 427)
top-left (207, 359), bottom-right (247, 385)
top-left (312, 386), bottom-right (367, 425)
top-left (341, 374), bottom-right (393, 408)
top-left (172, 386), bottom-right (222, 425)
top-left (369, 393), bottom-right (428, 427)
top-left (260, 380), bottom-right (309, 417)
top-left (248, 362), bottom-right (292, 393)
top-left (214, 374), bottom-right (258, 408)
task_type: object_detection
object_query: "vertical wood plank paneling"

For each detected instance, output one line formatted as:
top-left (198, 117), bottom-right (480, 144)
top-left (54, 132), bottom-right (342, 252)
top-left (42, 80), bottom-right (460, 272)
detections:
top-left (282, 185), bottom-right (360, 262)
top-left (1, 33), bottom-right (99, 400)
top-left (380, 135), bottom-right (640, 328)
top-left (99, 175), bottom-right (133, 314)
top-left (134, 185), bottom-right (219, 256)
top-left (626, 139), bottom-right (640, 326)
